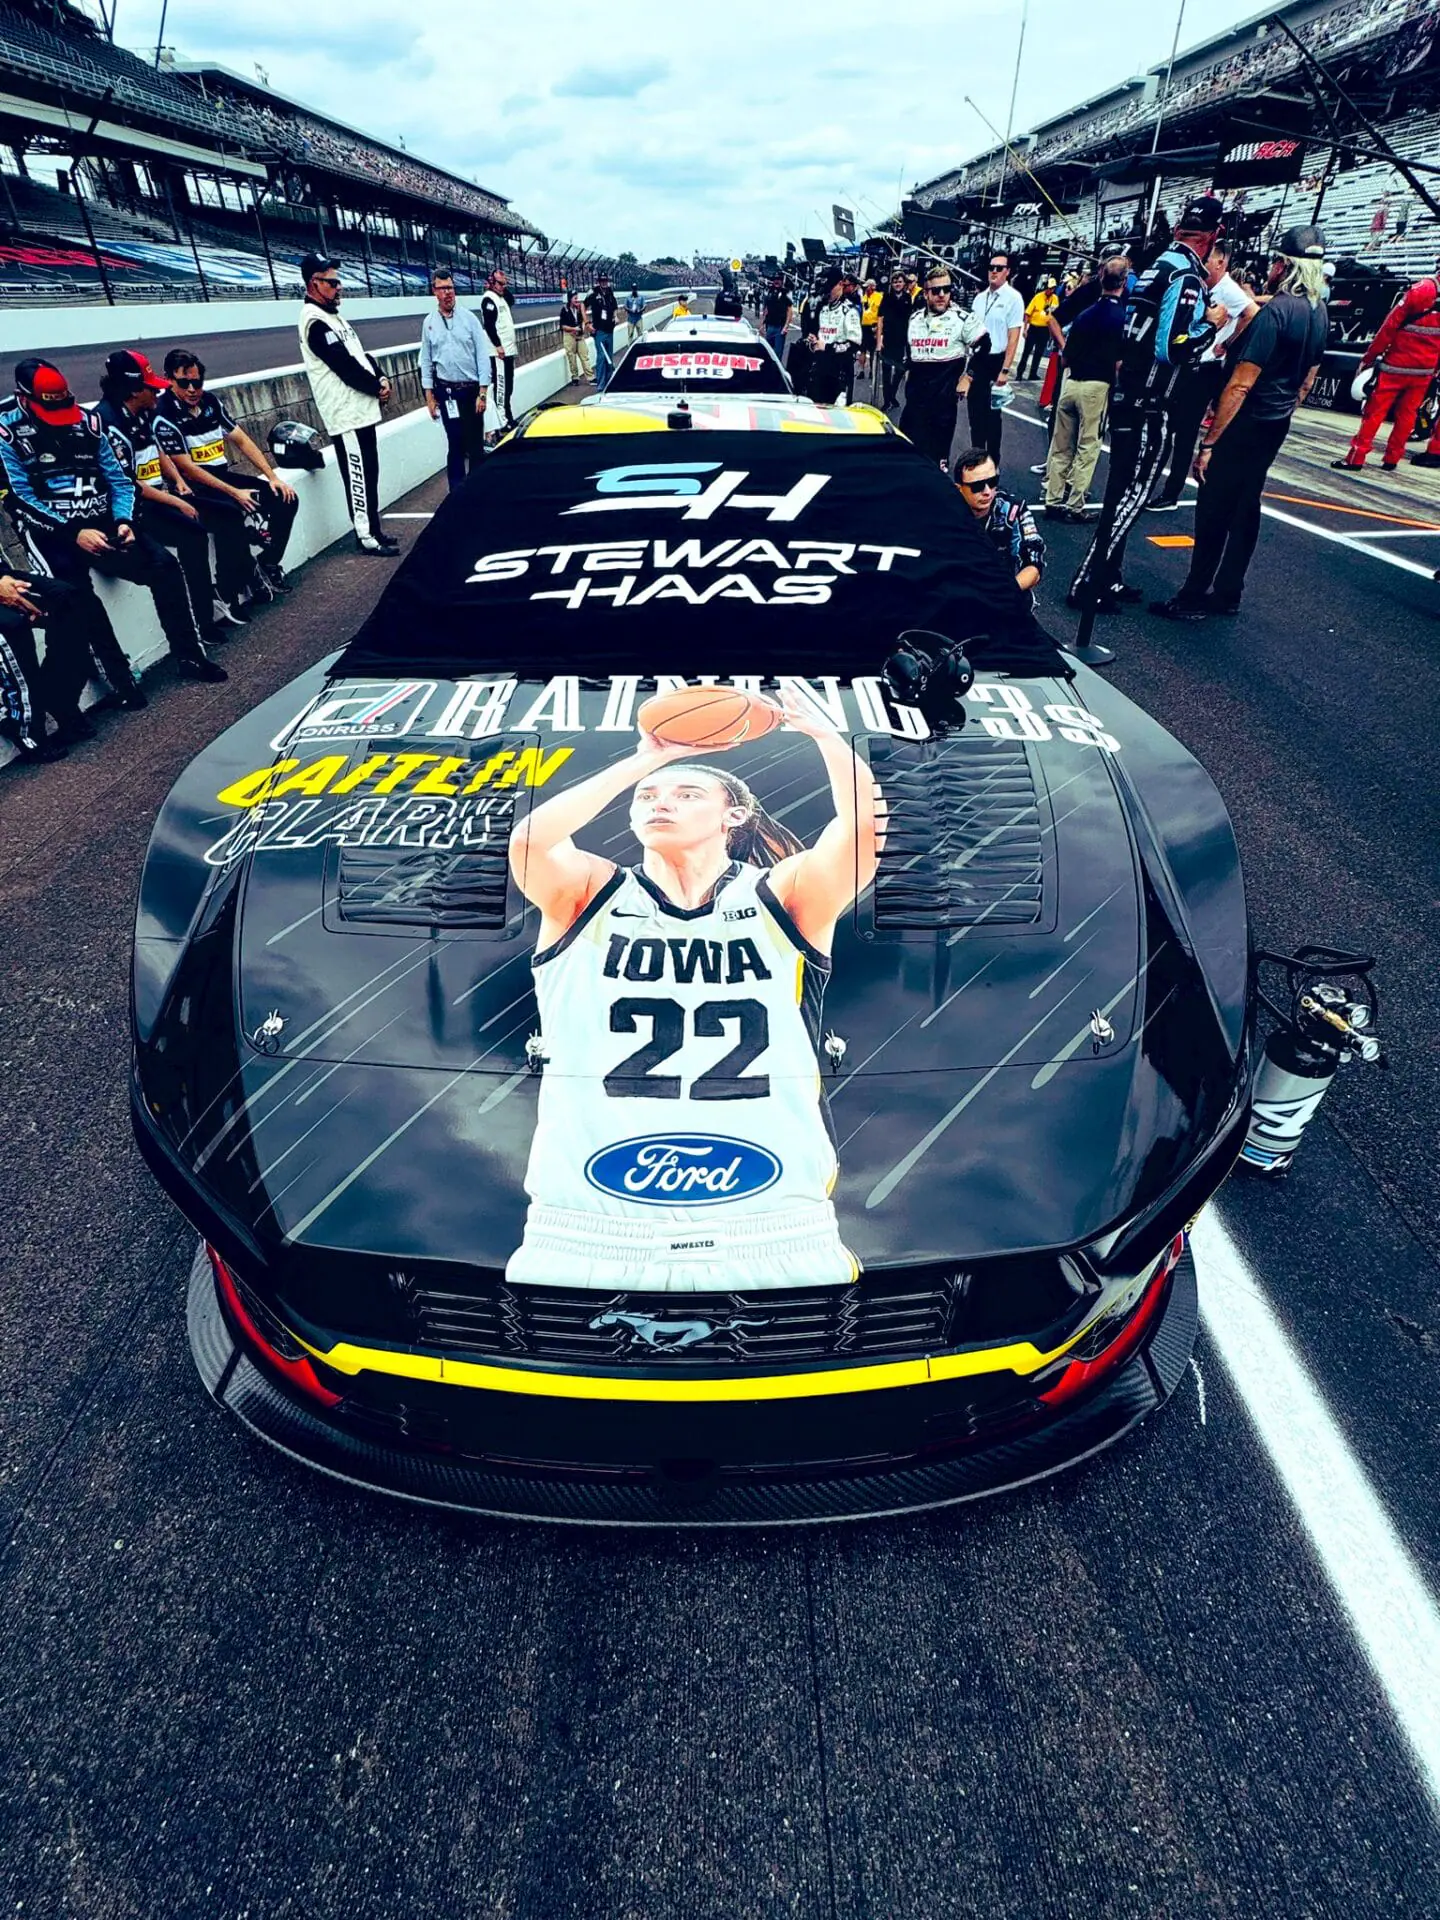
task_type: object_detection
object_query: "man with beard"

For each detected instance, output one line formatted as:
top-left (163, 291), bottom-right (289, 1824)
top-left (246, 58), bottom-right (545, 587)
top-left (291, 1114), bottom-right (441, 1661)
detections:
top-left (898, 269), bottom-right (986, 469)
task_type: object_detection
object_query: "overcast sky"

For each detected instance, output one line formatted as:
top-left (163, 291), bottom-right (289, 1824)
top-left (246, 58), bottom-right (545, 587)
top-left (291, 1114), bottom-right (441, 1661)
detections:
top-left (110, 0), bottom-right (1254, 258)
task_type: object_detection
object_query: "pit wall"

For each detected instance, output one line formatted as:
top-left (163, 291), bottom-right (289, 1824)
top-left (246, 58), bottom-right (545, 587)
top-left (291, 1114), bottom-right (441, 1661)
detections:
top-left (1, 296), bottom-right (698, 764)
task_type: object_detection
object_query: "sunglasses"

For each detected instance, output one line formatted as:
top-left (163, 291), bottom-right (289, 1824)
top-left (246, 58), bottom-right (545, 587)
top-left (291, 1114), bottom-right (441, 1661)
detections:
top-left (961, 475), bottom-right (999, 490)
top-left (173, 376), bottom-right (203, 389)
top-left (315, 276), bottom-right (341, 288)
top-left (988, 264), bottom-right (1008, 272)
top-left (926, 285), bottom-right (953, 295)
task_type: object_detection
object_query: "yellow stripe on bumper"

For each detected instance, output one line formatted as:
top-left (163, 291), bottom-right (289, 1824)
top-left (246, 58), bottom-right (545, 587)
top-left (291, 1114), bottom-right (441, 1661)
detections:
top-left (294, 1325), bottom-right (1086, 1402)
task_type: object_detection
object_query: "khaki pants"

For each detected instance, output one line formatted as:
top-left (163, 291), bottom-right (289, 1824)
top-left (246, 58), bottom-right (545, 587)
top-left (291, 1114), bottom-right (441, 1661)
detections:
top-left (561, 330), bottom-right (590, 383)
top-left (1044, 373), bottom-right (1110, 509)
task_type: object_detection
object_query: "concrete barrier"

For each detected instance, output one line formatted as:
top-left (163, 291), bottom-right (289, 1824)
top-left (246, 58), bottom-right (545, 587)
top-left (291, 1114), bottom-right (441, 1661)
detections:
top-left (1, 296), bottom-right (689, 766)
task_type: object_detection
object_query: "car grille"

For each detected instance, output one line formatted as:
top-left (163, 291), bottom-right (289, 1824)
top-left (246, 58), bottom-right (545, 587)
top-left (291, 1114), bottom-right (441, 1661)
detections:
top-left (405, 1272), bottom-right (971, 1367)
top-left (867, 732), bottom-right (1045, 930)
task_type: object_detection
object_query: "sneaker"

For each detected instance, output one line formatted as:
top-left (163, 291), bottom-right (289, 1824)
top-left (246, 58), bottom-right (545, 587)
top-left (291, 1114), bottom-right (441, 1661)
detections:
top-left (258, 560), bottom-right (290, 592)
top-left (213, 598), bottom-right (249, 627)
top-left (177, 656), bottom-right (228, 684)
top-left (1029, 461), bottom-right (1048, 475)
top-left (103, 679), bottom-right (147, 711)
top-left (54, 711), bottom-right (97, 743)
top-left (355, 536), bottom-right (401, 558)
top-left (1075, 500), bottom-right (1102, 514)
top-left (1331, 456), bottom-right (1365, 471)
top-left (1149, 596), bottom-right (1207, 621)
top-left (1410, 451), bottom-right (1440, 468)
top-left (1143, 497), bottom-right (1182, 512)
top-left (1065, 591), bottom-right (1120, 615)
top-left (1110, 584), bottom-right (1142, 605)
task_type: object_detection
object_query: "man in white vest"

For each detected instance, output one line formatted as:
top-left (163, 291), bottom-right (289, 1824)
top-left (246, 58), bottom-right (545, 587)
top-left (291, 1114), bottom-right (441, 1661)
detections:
top-left (296, 253), bottom-right (398, 557)
top-left (479, 267), bottom-right (518, 437)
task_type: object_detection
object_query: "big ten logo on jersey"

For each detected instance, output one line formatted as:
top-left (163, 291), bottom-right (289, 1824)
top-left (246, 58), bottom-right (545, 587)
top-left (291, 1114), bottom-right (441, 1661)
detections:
top-left (563, 461), bottom-right (830, 522)
top-left (966, 683), bottom-right (1120, 753)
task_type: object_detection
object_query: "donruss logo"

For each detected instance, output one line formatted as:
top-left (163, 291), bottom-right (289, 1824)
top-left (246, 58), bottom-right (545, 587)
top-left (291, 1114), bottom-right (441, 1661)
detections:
top-left (565, 461), bottom-right (829, 523)
top-left (279, 680), bottom-right (439, 746)
top-left (585, 1135), bottom-right (782, 1206)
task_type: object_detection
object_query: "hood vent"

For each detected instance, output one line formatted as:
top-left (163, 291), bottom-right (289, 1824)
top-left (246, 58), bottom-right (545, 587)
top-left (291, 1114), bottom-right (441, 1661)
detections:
top-left (868, 733), bottom-right (1046, 931)
top-left (336, 843), bottom-right (512, 930)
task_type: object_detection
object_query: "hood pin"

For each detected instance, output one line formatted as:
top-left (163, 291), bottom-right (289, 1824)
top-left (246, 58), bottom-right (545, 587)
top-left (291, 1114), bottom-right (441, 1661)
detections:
top-left (253, 1009), bottom-right (286, 1054)
top-left (1089, 1010), bottom-right (1115, 1052)
top-left (525, 1033), bottom-right (550, 1073)
top-left (824, 1032), bottom-right (848, 1073)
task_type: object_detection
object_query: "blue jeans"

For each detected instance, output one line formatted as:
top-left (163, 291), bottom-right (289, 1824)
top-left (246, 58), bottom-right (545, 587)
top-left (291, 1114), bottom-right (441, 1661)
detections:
top-left (593, 330), bottom-right (615, 390)
top-left (765, 325), bottom-right (787, 359)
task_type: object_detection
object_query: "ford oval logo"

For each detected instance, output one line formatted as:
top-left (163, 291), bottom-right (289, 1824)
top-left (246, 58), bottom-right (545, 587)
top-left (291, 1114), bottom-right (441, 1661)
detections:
top-left (584, 1134), bottom-right (781, 1207)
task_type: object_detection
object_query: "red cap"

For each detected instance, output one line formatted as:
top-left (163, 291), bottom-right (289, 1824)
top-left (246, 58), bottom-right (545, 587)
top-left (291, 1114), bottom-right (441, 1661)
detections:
top-left (103, 348), bottom-right (168, 392)
top-left (16, 358), bottom-right (82, 426)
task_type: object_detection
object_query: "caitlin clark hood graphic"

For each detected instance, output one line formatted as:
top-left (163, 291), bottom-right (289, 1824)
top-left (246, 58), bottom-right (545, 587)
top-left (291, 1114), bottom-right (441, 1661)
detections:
top-left (505, 682), bottom-right (881, 1292)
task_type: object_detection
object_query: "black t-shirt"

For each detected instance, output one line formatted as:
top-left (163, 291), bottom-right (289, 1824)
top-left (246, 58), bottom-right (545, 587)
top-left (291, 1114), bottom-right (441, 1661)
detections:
top-left (878, 289), bottom-right (913, 355)
top-left (763, 291), bottom-right (791, 328)
top-left (587, 289), bottom-right (618, 332)
top-left (559, 303), bottom-right (584, 332)
top-left (1234, 292), bottom-right (1329, 422)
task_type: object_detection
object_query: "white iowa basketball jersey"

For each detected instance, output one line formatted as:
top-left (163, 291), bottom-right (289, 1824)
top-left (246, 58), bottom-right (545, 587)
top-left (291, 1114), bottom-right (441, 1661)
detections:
top-left (508, 862), bottom-right (854, 1291)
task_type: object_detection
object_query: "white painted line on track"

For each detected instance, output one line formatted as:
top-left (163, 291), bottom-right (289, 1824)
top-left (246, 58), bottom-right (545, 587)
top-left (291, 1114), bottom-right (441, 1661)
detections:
top-left (1193, 1207), bottom-right (1440, 1807)
top-left (382, 512), bottom-right (435, 520)
top-left (1008, 406), bottom-right (1440, 585)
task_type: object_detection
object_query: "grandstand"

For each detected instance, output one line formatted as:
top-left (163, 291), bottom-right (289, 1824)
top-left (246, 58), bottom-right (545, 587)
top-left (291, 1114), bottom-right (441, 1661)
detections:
top-left (0, 0), bottom-right (694, 306)
top-left (906, 0), bottom-right (1440, 295)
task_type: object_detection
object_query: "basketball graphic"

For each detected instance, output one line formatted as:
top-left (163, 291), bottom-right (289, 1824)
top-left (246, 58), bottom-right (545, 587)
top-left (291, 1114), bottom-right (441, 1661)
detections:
top-left (636, 684), bottom-right (782, 750)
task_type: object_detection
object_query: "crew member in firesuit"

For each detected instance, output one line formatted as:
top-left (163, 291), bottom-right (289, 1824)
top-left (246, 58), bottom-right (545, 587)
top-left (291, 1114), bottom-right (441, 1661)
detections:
top-left (0, 359), bottom-right (225, 709)
top-left (1334, 257), bottom-right (1440, 471)
top-left (0, 570), bottom-right (94, 761)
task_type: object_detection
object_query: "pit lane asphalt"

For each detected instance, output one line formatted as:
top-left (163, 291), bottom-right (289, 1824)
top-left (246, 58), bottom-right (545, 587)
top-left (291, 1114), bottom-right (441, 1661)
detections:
top-left (3, 429), bottom-right (1439, 1917)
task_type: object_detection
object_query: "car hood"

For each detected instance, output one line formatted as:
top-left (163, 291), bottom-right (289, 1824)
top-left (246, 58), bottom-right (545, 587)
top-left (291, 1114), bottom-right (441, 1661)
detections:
top-left (135, 666), bottom-right (1249, 1279)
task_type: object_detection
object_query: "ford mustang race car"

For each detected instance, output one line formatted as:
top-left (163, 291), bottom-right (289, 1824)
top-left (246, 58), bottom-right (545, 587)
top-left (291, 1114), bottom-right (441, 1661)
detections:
top-left (132, 406), bottom-right (1252, 1524)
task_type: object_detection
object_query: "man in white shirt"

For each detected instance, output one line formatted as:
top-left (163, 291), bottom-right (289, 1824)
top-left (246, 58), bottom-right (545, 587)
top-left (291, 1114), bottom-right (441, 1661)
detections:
top-left (1145, 240), bottom-right (1258, 511)
top-left (419, 269), bottom-right (491, 489)
top-left (965, 250), bottom-right (1025, 459)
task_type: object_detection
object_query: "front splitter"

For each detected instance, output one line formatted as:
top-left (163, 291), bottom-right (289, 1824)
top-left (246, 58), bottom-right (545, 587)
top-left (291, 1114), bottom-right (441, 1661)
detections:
top-left (187, 1241), bottom-right (1198, 1527)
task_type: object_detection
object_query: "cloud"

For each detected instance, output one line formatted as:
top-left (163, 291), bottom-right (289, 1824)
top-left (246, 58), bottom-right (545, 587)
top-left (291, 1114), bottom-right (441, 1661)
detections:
top-left (551, 61), bottom-right (669, 99)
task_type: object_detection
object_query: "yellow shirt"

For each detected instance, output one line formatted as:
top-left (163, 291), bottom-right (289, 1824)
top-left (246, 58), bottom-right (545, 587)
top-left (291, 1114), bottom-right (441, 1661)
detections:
top-left (673, 300), bottom-right (692, 317)
top-left (862, 290), bottom-right (882, 326)
top-left (1025, 291), bottom-right (1057, 329)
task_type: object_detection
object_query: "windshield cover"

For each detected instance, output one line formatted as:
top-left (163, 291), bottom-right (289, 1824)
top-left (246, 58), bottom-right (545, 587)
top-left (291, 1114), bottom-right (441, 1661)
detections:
top-left (336, 429), bottom-right (1067, 681)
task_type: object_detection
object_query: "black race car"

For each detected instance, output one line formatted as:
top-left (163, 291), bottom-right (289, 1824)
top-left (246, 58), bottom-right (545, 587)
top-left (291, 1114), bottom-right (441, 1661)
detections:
top-left (133, 406), bottom-right (1251, 1524)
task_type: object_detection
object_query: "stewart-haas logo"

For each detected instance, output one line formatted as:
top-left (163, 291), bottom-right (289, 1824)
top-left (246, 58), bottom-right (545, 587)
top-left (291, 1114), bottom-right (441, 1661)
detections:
top-left (563, 461), bottom-right (829, 522)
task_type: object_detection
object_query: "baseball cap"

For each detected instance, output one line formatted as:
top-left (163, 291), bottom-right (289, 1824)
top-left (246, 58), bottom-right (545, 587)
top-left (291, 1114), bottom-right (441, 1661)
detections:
top-left (102, 349), bottom-right (168, 394)
top-left (1277, 224), bottom-right (1327, 259)
top-left (1177, 195), bottom-right (1226, 234)
top-left (299, 252), bottom-right (338, 284)
top-left (15, 358), bottom-right (81, 426)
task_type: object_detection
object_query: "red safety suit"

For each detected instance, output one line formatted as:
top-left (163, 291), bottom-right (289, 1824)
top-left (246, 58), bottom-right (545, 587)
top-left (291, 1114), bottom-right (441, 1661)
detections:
top-left (1343, 277), bottom-right (1440, 467)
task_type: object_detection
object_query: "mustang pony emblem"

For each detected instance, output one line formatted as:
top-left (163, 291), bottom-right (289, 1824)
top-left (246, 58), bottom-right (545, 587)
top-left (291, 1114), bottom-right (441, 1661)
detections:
top-left (590, 1310), bottom-right (766, 1351)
